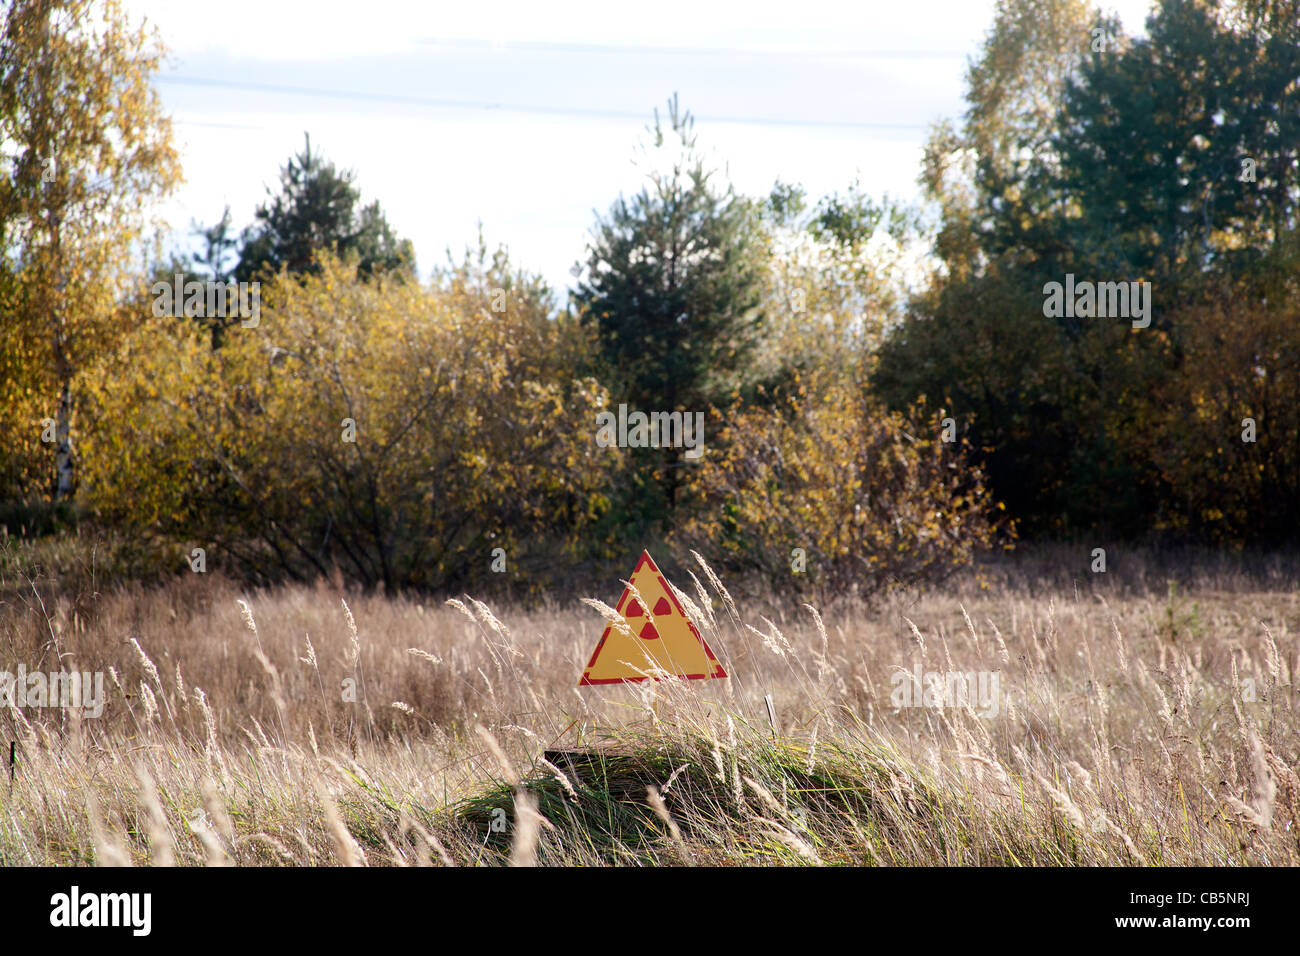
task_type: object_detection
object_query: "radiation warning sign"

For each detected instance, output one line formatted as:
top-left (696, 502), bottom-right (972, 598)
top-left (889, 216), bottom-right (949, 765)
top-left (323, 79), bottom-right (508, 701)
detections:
top-left (579, 550), bottom-right (727, 685)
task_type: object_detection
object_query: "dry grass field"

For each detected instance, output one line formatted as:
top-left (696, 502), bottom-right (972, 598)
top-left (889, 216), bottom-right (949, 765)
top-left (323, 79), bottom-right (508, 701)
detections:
top-left (0, 539), bottom-right (1297, 866)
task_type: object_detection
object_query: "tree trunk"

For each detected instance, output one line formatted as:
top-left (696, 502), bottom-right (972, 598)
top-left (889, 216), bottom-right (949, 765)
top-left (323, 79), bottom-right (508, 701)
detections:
top-left (39, 5), bottom-right (74, 504)
top-left (51, 246), bottom-right (72, 500)
top-left (54, 375), bottom-right (74, 501)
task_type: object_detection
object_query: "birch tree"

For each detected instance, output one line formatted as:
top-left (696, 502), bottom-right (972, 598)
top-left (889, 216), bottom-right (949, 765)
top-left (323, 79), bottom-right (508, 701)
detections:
top-left (0, 0), bottom-right (179, 504)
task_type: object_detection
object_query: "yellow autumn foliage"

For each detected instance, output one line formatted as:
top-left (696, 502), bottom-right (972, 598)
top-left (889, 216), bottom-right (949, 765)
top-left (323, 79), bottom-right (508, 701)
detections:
top-left (675, 372), bottom-right (1008, 600)
top-left (80, 253), bottom-right (611, 590)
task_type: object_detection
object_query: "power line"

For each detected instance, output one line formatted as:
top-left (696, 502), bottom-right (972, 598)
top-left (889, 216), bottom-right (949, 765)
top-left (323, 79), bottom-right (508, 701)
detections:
top-left (176, 118), bottom-right (264, 131)
top-left (415, 37), bottom-right (971, 60)
top-left (157, 75), bottom-right (936, 132)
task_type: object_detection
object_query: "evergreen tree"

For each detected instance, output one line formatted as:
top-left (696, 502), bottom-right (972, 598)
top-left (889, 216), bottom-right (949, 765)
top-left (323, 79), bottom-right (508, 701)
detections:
top-left (574, 96), bottom-right (765, 417)
top-left (573, 96), bottom-right (766, 527)
top-left (234, 134), bottom-right (414, 283)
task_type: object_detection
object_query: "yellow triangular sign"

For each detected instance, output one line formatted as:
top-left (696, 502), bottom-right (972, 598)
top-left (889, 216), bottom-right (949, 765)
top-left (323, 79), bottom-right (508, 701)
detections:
top-left (579, 550), bottom-right (727, 685)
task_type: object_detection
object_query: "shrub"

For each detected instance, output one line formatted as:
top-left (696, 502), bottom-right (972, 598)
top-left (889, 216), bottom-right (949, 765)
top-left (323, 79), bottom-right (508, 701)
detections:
top-left (674, 374), bottom-right (1008, 600)
top-left (80, 252), bottom-right (613, 591)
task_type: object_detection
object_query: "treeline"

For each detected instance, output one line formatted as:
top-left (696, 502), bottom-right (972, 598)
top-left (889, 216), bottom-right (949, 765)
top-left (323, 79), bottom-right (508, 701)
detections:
top-left (874, 0), bottom-right (1300, 544)
top-left (72, 99), bottom-right (999, 596)
top-left (2, 0), bottom-right (1297, 600)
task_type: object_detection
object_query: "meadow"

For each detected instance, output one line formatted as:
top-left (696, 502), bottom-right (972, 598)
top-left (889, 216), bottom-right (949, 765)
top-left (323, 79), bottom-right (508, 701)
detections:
top-left (0, 538), bottom-right (1295, 866)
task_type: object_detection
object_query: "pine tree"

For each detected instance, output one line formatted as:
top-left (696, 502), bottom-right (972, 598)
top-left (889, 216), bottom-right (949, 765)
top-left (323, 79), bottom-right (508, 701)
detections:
top-left (574, 95), bottom-right (765, 418)
top-left (234, 134), bottom-right (414, 283)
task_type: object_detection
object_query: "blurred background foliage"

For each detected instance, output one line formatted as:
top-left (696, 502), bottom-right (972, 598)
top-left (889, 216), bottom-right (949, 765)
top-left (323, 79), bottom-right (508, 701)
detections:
top-left (2, 0), bottom-right (1297, 601)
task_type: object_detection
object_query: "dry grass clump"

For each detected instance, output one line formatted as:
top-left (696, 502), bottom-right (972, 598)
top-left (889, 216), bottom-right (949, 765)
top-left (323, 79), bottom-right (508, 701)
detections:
top-left (0, 545), bottom-right (1296, 865)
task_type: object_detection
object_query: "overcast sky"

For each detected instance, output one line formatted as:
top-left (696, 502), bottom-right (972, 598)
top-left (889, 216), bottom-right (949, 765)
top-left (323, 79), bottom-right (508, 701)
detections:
top-left (123, 0), bottom-right (1156, 293)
